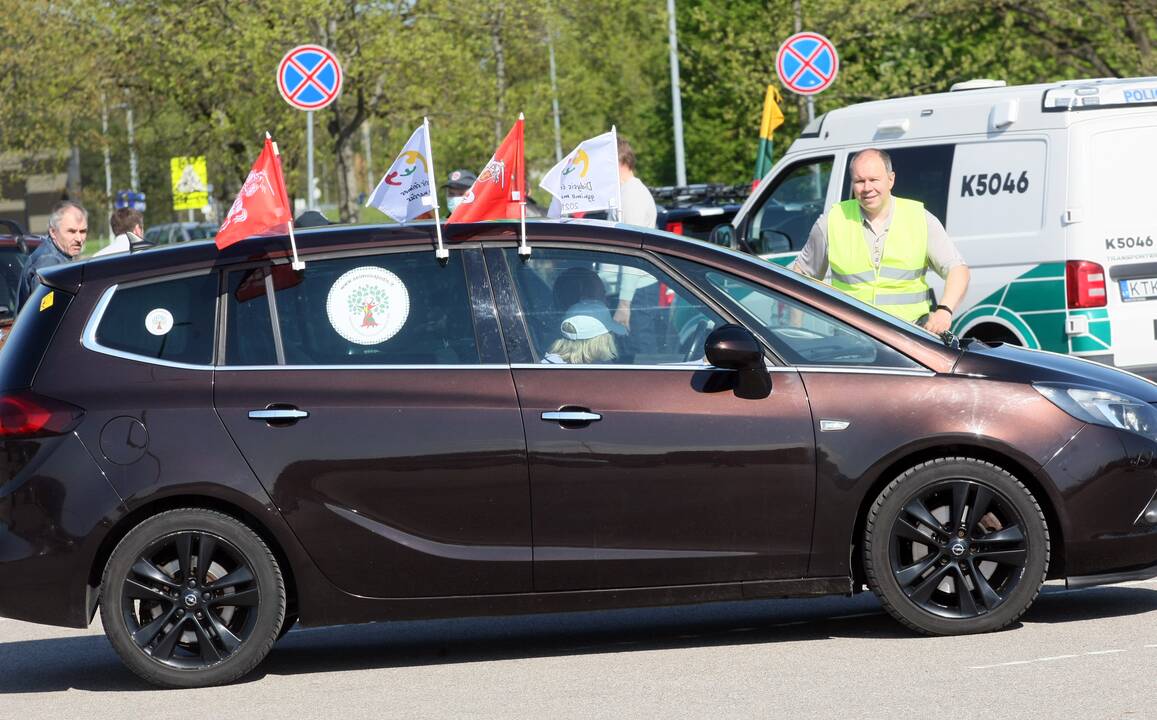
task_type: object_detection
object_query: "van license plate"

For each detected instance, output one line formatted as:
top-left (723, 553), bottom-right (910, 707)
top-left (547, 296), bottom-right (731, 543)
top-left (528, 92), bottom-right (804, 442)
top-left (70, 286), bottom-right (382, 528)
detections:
top-left (1120, 278), bottom-right (1157, 301)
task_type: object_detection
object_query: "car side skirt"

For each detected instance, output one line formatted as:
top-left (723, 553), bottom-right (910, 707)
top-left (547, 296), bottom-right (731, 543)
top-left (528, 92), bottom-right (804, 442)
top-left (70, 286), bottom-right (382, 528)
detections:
top-left (296, 577), bottom-right (854, 628)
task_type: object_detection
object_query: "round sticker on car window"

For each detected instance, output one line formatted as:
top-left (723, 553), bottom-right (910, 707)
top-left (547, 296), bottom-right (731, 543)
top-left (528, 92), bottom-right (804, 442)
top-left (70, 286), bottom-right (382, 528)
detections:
top-left (145, 308), bottom-right (174, 336)
top-left (326, 266), bottom-right (410, 345)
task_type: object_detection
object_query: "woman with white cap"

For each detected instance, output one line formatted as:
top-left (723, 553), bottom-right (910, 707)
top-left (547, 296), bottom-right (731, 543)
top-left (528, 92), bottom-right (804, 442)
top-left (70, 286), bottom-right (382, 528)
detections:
top-left (542, 313), bottom-right (619, 364)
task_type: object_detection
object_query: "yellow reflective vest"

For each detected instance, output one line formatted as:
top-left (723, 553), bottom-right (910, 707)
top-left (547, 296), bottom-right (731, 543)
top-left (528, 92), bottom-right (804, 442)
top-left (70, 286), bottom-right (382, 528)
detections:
top-left (827, 198), bottom-right (930, 322)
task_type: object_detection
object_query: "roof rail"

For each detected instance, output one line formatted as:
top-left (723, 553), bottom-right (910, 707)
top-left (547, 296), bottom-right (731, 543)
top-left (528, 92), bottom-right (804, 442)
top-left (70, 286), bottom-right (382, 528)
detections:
top-left (950, 79), bottom-right (1007, 92)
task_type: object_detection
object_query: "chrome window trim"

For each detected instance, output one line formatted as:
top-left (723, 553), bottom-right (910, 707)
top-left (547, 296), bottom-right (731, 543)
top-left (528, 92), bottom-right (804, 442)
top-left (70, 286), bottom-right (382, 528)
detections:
top-left (510, 363), bottom-right (715, 371)
top-left (217, 363), bottom-right (510, 371)
top-left (797, 366), bottom-right (936, 377)
top-left (82, 284), bottom-right (215, 371)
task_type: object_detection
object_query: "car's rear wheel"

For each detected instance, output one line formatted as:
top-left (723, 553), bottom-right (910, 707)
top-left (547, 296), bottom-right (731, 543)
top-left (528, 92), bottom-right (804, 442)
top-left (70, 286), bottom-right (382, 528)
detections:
top-left (864, 457), bottom-right (1049, 635)
top-left (100, 509), bottom-right (285, 687)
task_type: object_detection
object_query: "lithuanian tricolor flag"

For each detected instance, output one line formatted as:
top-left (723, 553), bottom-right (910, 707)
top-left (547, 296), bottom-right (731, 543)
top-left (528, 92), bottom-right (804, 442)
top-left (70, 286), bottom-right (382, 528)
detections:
top-left (754, 85), bottom-right (785, 183)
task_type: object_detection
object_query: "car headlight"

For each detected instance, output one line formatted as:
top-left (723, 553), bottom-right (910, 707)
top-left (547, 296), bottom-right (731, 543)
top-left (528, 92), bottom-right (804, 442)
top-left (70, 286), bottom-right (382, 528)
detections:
top-left (1034, 384), bottom-right (1157, 439)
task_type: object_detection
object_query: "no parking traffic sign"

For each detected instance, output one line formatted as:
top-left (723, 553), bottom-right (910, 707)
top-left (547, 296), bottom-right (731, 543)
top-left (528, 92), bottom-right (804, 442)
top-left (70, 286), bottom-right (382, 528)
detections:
top-left (277, 45), bottom-right (343, 111)
top-left (776, 32), bottom-right (839, 96)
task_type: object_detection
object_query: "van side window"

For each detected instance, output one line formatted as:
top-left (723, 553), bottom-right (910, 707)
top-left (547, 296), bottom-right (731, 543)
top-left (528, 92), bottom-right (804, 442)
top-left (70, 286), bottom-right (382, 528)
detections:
top-left (749, 157), bottom-right (833, 256)
top-left (843, 145), bottom-right (955, 225)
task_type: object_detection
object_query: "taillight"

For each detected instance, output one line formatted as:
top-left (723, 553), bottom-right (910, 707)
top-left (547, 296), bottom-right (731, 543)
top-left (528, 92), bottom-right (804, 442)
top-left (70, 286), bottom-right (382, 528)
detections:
top-left (0, 391), bottom-right (84, 438)
top-left (665, 221), bottom-right (684, 235)
top-left (1066, 260), bottom-right (1107, 308)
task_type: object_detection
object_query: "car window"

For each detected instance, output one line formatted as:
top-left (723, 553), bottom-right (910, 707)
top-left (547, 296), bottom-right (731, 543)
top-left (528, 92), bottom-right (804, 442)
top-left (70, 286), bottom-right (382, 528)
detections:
top-left (669, 258), bottom-right (920, 369)
top-left (226, 250), bottom-right (479, 366)
top-left (187, 224), bottom-right (217, 241)
top-left (750, 157), bottom-right (833, 255)
top-left (502, 247), bottom-right (728, 366)
top-left (842, 145), bottom-right (955, 225)
top-left (95, 272), bottom-right (218, 365)
top-left (0, 248), bottom-right (26, 318)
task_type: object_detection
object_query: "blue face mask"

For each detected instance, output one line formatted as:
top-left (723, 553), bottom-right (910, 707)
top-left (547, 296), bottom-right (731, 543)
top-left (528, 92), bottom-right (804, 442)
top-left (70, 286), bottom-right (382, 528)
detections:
top-left (447, 195), bottom-right (466, 212)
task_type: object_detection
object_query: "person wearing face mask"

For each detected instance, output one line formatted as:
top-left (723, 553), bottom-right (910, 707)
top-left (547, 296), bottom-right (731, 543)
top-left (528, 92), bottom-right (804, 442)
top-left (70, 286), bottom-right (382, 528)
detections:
top-left (443, 169), bottom-right (477, 214)
top-left (790, 147), bottom-right (969, 334)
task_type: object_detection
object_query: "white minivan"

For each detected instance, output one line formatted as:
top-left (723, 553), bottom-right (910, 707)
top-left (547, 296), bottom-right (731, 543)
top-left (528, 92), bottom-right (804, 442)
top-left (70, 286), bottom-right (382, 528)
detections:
top-left (725, 76), bottom-right (1157, 379)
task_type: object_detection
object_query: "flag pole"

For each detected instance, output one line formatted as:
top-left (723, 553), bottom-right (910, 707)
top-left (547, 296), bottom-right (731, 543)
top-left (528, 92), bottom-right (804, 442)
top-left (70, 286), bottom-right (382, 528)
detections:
top-left (516, 112), bottom-right (530, 258)
top-left (611, 125), bottom-right (623, 223)
top-left (422, 116), bottom-right (449, 262)
top-left (270, 132), bottom-right (305, 270)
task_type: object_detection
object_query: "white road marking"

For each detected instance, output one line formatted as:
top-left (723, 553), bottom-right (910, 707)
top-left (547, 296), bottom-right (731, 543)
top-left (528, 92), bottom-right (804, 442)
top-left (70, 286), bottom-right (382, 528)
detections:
top-left (970, 647), bottom-right (1137, 669)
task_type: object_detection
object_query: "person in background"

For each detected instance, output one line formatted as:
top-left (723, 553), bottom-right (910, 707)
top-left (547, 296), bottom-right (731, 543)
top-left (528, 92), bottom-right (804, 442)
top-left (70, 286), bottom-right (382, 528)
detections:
top-left (444, 169), bottom-right (477, 214)
top-left (790, 147), bottom-right (969, 334)
top-left (17, 200), bottom-right (87, 311)
top-left (614, 137), bottom-right (657, 228)
top-left (294, 210), bottom-right (332, 228)
top-left (95, 207), bottom-right (147, 257)
top-left (609, 137), bottom-right (661, 345)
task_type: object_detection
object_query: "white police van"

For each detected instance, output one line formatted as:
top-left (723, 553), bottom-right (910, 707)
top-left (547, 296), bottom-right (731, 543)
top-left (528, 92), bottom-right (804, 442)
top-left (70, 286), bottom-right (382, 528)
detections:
top-left (728, 76), bottom-right (1157, 378)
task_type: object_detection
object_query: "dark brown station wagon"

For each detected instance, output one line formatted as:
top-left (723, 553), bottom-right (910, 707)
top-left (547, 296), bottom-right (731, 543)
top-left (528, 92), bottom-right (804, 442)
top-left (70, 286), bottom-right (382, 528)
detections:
top-left (1, 220), bottom-right (1156, 687)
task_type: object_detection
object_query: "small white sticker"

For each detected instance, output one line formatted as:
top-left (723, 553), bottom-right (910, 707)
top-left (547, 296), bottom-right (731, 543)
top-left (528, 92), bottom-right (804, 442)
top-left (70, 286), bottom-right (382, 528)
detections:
top-left (326, 266), bottom-right (410, 345)
top-left (145, 308), bottom-right (174, 336)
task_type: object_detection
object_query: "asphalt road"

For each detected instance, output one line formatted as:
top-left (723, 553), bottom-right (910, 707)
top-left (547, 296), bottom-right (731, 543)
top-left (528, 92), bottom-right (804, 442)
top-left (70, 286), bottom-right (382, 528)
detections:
top-left (1, 579), bottom-right (1154, 719)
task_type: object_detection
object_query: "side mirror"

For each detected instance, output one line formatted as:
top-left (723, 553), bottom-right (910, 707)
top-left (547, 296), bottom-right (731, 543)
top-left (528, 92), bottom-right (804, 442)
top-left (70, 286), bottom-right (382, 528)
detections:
top-left (708, 224), bottom-right (735, 248)
top-left (705, 324), bottom-right (763, 369)
top-left (705, 324), bottom-right (771, 400)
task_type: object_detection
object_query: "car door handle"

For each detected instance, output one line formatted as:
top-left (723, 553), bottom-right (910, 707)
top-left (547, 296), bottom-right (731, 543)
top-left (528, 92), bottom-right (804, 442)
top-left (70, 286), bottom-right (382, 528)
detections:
top-left (541, 410), bottom-right (602, 423)
top-left (248, 408), bottom-right (309, 421)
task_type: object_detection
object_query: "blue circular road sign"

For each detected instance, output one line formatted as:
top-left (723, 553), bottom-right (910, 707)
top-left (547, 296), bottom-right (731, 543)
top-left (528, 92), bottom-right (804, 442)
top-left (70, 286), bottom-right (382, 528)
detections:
top-left (776, 32), bottom-right (839, 96)
top-left (277, 45), bottom-right (343, 111)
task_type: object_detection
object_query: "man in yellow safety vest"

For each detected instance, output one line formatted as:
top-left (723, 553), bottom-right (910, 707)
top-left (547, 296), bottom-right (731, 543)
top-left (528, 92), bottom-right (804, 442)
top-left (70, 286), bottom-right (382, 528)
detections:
top-left (790, 148), bottom-right (969, 334)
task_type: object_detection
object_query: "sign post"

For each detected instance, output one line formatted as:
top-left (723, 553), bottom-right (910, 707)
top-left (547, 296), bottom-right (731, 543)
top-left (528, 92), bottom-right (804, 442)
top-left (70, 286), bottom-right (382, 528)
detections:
top-left (775, 31), bottom-right (839, 122)
top-left (277, 44), bottom-right (344, 210)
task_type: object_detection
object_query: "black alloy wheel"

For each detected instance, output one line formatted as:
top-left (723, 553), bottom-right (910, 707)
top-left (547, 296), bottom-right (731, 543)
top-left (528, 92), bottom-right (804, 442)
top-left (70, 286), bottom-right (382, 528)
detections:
top-left (101, 509), bottom-right (285, 688)
top-left (864, 457), bottom-right (1049, 635)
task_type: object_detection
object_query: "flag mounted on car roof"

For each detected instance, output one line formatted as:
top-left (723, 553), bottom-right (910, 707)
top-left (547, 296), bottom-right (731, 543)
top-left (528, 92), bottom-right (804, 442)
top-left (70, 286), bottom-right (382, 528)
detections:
top-left (216, 136), bottom-right (293, 250)
top-left (446, 116), bottom-right (525, 225)
top-left (539, 130), bottom-right (619, 216)
top-left (366, 121), bottom-right (438, 224)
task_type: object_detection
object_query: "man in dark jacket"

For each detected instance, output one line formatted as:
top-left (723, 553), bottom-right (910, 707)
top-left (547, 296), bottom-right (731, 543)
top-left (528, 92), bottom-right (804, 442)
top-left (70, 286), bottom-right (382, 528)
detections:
top-left (17, 200), bottom-right (88, 311)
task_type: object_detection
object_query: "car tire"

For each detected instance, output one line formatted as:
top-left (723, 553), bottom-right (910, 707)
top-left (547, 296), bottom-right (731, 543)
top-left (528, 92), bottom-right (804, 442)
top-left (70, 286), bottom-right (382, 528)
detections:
top-left (100, 509), bottom-right (286, 688)
top-left (864, 457), bottom-right (1049, 635)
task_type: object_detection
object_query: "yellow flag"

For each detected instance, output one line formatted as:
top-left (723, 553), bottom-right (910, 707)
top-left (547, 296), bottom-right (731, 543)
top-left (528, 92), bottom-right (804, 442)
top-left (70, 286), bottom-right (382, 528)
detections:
top-left (759, 86), bottom-right (785, 141)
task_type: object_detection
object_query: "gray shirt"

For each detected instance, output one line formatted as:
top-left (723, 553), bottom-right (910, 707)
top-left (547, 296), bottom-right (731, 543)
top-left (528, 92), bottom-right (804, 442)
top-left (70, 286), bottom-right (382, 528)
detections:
top-left (791, 198), bottom-right (965, 280)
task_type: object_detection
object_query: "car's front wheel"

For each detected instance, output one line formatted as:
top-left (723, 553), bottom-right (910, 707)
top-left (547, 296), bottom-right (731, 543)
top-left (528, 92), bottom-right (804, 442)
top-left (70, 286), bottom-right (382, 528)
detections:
top-left (864, 457), bottom-right (1049, 635)
top-left (100, 509), bottom-right (286, 687)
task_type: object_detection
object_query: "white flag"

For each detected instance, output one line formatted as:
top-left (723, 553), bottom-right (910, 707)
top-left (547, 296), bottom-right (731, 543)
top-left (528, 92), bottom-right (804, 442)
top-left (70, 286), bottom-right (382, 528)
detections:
top-left (366, 124), bottom-right (437, 223)
top-left (539, 131), bottom-right (619, 216)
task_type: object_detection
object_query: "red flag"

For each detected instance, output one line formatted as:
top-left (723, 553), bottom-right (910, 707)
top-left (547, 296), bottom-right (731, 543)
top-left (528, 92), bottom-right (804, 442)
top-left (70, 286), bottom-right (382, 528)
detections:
top-left (216, 137), bottom-right (293, 250)
top-left (446, 117), bottom-right (525, 224)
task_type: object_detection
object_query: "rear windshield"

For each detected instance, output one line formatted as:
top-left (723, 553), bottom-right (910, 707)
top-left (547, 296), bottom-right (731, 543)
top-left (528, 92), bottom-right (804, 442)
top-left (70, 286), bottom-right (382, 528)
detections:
top-left (0, 285), bottom-right (73, 391)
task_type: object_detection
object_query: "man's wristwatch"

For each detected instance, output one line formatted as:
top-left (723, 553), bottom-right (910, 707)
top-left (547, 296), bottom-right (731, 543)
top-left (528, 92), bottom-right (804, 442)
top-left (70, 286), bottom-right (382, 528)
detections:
top-left (932, 304), bottom-right (953, 315)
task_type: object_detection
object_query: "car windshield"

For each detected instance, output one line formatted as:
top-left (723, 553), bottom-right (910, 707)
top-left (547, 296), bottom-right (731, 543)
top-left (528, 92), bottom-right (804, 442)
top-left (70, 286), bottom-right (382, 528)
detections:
top-left (187, 225), bottom-right (217, 240)
top-left (701, 241), bottom-right (944, 342)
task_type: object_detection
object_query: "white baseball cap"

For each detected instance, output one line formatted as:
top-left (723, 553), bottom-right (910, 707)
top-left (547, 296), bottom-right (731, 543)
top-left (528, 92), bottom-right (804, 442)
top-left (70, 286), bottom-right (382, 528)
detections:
top-left (560, 314), bottom-right (611, 341)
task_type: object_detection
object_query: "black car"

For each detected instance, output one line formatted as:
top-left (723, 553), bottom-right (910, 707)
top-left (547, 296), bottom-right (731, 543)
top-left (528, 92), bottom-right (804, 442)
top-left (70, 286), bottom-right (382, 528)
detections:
top-left (0, 219), bottom-right (41, 338)
top-left (653, 184), bottom-right (749, 244)
top-left (1, 219), bottom-right (1155, 688)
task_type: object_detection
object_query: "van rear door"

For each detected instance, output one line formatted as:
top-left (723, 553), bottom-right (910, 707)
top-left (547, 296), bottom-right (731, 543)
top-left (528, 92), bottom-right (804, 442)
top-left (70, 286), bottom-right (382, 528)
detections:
top-left (1079, 120), bottom-right (1157, 373)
